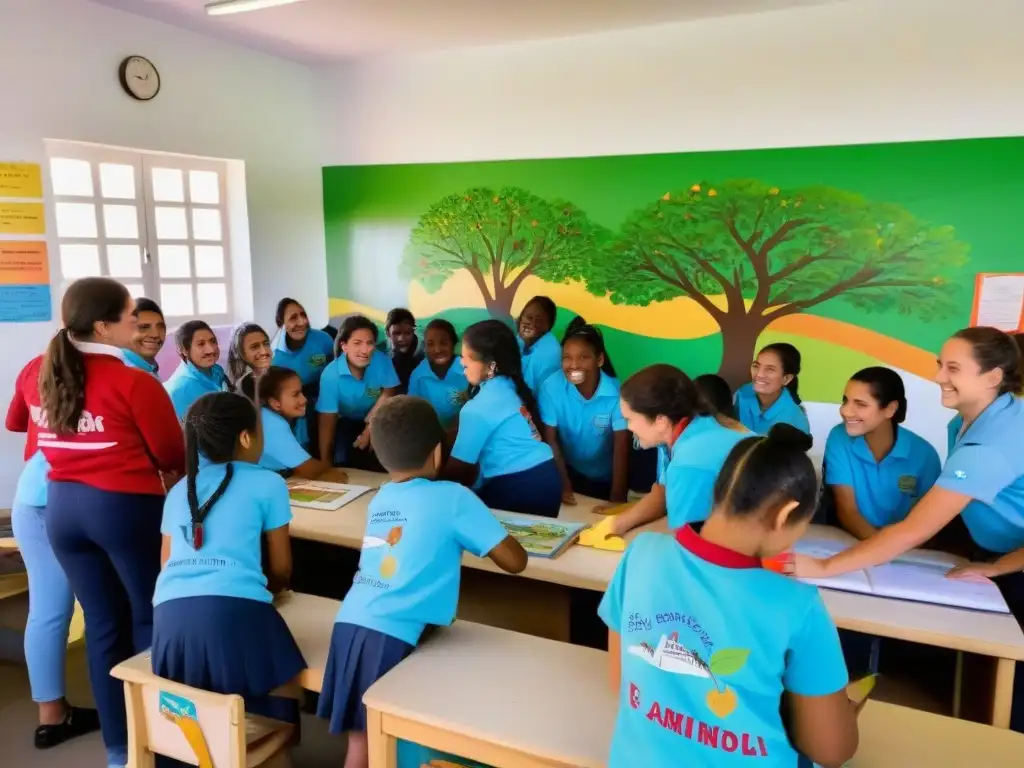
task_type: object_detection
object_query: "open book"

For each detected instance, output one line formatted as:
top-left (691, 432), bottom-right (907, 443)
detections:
top-left (286, 480), bottom-right (373, 511)
top-left (794, 530), bottom-right (1010, 614)
top-left (492, 511), bottom-right (586, 559)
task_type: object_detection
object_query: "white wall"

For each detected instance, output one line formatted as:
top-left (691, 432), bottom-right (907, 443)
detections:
top-left (0, 0), bottom-right (326, 500)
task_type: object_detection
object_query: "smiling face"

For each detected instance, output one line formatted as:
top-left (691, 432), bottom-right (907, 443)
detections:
top-left (270, 374), bottom-right (307, 420)
top-left (935, 337), bottom-right (1003, 413)
top-left (460, 340), bottom-right (489, 386)
top-left (131, 310), bottom-right (166, 362)
top-left (425, 326), bottom-right (455, 367)
top-left (750, 350), bottom-right (791, 397)
top-left (242, 331), bottom-right (272, 372)
top-left (562, 337), bottom-right (602, 390)
top-left (188, 329), bottom-right (220, 370)
top-left (620, 399), bottom-right (673, 449)
top-left (341, 328), bottom-right (377, 370)
top-left (518, 302), bottom-right (550, 343)
top-left (839, 379), bottom-right (896, 437)
top-left (387, 320), bottom-right (416, 355)
top-left (282, 302), bottom-right (309, 343)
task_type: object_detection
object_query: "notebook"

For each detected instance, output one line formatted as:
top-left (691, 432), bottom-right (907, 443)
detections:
top-left (286, 480), bottom-right (373, 511)
top-left (492, 511), bottom-right (586, 559)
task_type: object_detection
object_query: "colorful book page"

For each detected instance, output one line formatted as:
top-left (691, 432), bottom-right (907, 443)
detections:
top-left (492, 511), bottom-right (586, 559)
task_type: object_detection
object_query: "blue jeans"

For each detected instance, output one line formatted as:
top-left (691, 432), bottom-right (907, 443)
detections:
top-left (10, 502), bottom-right (75, 703)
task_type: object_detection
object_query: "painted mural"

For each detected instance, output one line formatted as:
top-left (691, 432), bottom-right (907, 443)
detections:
top-left (322, 137), bottom-right (1024, 454)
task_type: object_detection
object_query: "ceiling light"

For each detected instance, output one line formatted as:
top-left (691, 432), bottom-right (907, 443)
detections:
top-left (205, 0), bottom-right (310, 16)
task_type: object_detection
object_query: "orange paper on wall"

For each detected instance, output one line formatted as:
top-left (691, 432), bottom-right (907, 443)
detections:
top-left (0, 242), bottom-right (49, 285)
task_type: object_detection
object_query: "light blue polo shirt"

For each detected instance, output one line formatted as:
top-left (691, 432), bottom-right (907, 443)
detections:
top-left (450, 375), bottom-right (554, 482)
top-left (337, 478), bottom-right (508, 644)
top-left (824, 424), bottom-right (941, 528)
top-left (123, 348), bottom-right (160, 378)
top-left (539, 371), bottom-right (627, 482)
top-left (407, 357), bottom-right (469, 428)
top-left (14, 451), bottom-right (49, 508)
top-left (154, 461), bottom-right (292, 605)
top-left (258, 407), bottom-right (311, 473)
top-left (520, 332), bottom-right (562, 395)
top-left (937, 394), bottom-right (1024, 554)
top-left (272, 328), bottom-right (334, 387)
top-left (664, 416), bottom-right (749, 527)
top-left (599, 529), bottom-right (848, 768)
top-left (315, 350), bottom-right (400, 421)
top-left (164, 362), bottom-right (228, 420)
top-left (734, 383), bottom-right (811, 436)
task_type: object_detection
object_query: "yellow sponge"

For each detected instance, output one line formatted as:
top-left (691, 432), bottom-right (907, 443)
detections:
top-left (579, 516), bottom-right (626, 552)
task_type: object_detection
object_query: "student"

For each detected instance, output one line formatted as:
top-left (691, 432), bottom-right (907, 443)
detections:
top-left (272, 297), bottom-right (335, 389)
top-left (539, 317), bottom-right (629, 504)
top-left (123, 297), bottom-right (165, 377)
top-left (6, 383), bottom-right (99, 749)
top-left (600, 426), bottom-right (859, 768)
top-left (407, 318), bottom-right (468, 430)
top-left (258, 366), bottom-right (348, 481)
top-left (694, 373), bottom-right (736, 420)
top-left (164, 321), bottom-right (227, 420)
top-left (735, 342), bottom-right (811, 437)
top-left (317, 396), bottom-right (527, 768)
top-left (443, 319), bottom-right (562, 517)
top-left (20, 277), bottom-right (184, 768)
top-left (518, 295), bottom-right (561, 394)
top-left (383, 307), bottom-right (423, 394)
top-left (152, 391), bottom-right (305, 726)
top-left (608, 364), bottom-right (749, 535)
top-left (316, 315), bottom-right (399, 471)
top-left (824, 367), bottom-right (941, 540)
top-left (227, 322), bottom-right (272, 392)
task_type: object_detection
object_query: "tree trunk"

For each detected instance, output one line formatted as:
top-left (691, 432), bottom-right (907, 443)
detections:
top-left (485, 280), bottom-right (517, 320)
top-left (716, 313), bottom-right (771, 390)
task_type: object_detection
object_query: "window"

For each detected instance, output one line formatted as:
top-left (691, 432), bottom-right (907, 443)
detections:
top-left (46, 142), bottom-right (233, 325)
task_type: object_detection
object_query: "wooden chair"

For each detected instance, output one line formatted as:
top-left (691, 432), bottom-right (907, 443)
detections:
top-left (113, 652), bottom-right (293, 768)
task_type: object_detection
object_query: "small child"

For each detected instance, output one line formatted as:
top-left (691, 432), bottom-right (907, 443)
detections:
top-left (600, 425), bottom-right (859, 767)
top-left (317, 396), bottom-right (528, 768)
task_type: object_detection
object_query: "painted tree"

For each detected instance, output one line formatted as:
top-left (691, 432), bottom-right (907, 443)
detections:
top-left (402, 187), bottom-right (605, 319)
top-left (586, 180), bottom-right (969, 386)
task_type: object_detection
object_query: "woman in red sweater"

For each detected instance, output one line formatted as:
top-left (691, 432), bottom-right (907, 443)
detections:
top-left (16, 277), bottom-right (184, 768)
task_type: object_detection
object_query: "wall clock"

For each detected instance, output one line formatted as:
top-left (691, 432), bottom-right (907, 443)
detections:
top-left (119, 56), bottom-right (161, 101)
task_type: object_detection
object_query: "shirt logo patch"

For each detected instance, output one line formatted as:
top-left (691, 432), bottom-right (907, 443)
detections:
top-left (897, 475), bottom-right (917, 494)
top-left (366, 386), bottom-right (383, 399)
top-left (519, 405), bottom-right (542, 441)
top-left (954, 470), bottom-right (968, 479)
top-left (593, 414), bottom-right (612, 434)
top-left (447, 388), bottom-right (468, 406)
top-left (309, 354), bottom-right (327, 367)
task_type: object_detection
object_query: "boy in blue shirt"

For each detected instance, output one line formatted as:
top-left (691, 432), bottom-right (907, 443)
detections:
top-left (318, 396), bottom-right (527, 768)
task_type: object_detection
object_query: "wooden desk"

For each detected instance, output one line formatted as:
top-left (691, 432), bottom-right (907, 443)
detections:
top-left (275, 591), bottom-right (338, 694)
top-left (364, 621), bottom-right (1024, 768)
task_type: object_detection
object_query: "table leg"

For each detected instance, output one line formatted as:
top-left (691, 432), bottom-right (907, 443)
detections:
top-left (366, 708), bottom-right (397, 768)
top-left (991, 657), bottom-right (1016, 729)
top-left (952, 651), bottom-right (964, 719)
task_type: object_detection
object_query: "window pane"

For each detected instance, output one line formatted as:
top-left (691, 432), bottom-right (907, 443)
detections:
top-left (54, 202), bottom-right (97, 238)
top-left (99, 163), bottom-right (135, 199)
top-left (160, 283), bottom-right (194, 316)
top-left (154, 206), bottom-right (188, 239)
top-left (151, 167), bottom-right (185, 202)
top-left (59, 244), bottom-right (101, 278)
top-left (102, 204), bottom-right (139, 239)
top-left (122, 283), bottom-right (145, 298)
top-left (189, 170), bottom-right (220, 204)
top-left (107, 244), bottom-right (142, 278)
top-left (158, 244), bottom-right (191, 278)
top-left (49, 158), bottom-right (93, 196)
top-left (194, 245), bottom-right (225, 278)
top-left (197, 283), bottom-right (228, 315)
top-left (192, 208), bottom-right (222, 241)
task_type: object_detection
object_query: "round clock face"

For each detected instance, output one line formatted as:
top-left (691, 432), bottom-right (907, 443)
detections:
top-left (119, 56), bottom-right (160, 101)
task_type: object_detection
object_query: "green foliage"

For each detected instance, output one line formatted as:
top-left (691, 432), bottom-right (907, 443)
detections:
top-left (586, 179), bottom-right (969, 323)
top-left (709, 648), bottom-right (750, 676)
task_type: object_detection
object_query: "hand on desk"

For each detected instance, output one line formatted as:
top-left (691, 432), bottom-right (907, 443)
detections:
top-left (946, 563), bottom-right (998, 582)
top-left (579, 516), bottom-right (626, 552)
top-left (561, 486), bottom-right (577, 506)
top-left (353, 428), bottom-right (372, 451)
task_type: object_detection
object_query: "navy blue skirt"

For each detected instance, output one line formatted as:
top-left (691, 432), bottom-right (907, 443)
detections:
top-left (477, 458), bottom-right (562, 518)
top-left (152, 596), bottom-right (306, 724)
top-left (317, 622), bottom-right (413, 734)
top-left (567, 465), bottom-right (612, 502)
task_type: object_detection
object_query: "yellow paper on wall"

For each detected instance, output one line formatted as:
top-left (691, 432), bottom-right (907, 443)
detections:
top-left (0, 202), bottom-right (45, 235)
top-left (0, 163), bottom-right (43, 198)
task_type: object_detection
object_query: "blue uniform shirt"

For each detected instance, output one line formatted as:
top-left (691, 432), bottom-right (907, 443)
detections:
top-left (539, 371), bottom-right (626, 482)
top-left (734, 383), bottom-right (811, 436)
top-left (824, 424), bottom-right (941, 528)
top-left (520, 332), bottom-right (562, 395)
top-left (599, 529), bottom-right (848, 768)
top-left (450, 375), bottom-right (554, 482)
top-left (164, 362), bottom-right (228, 420)
top-left (664, 416), bottom-right (749, 527)
top-left (272, 328), bottom-right (334, 387)
top-left (154, 462), bottom-right (292, 605)
top-left (316, 351), bottom-right (400, 421)
top-left (407, 358), bottom-right (469, 428)
top-left (337, 478), bottom-right (508, 644)
top-left (258, 407), bottom-right (311, 473)
top-left (14, 450), bottom-right (49, 508)
top-left (937, 394), bottom-right (1024, 553)
top-left (122, 348), bottom-right (160, 378)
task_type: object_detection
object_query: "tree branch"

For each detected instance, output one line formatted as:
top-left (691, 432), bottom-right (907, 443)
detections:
top-left (467, 254), bottom-right (496, 305)
top-left (764, 272), bottom-right (930, 320)
top-left (632, 243), bottom-right (724, 320)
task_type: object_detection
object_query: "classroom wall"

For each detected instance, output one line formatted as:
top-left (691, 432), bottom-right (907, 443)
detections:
top-left (0, 0), bottom-right (327, 501)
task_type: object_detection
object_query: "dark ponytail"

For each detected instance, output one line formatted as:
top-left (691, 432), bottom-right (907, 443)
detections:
top-left (849, 366), bottom-right (908, 424)
top-left (40, 277), bottom-right (129, 435)
top-left (694, 374), bottom-right (736, 420)
top-left (759, 342), bottom-right (802, 405)
top-left (713, 424), bottom-right (816, 522)
top-left (561, 316), bottom-right (617, 377)
top-left (182, 392), bottom-right (258, 549)
top-left (463, 319), bottom-right (543, 430)
top-left (620, 364), bottom-right (716, 425)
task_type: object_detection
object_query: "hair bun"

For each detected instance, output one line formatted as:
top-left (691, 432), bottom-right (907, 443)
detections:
top-left (765, 423), bottom-right (813, 453)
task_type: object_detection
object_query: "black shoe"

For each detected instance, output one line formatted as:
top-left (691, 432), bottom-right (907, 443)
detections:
top-left (34, 707), bottom-right (101, 749)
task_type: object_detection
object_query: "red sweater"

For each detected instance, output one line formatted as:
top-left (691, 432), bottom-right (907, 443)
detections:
top-left (7, 351), bottom-right (185, 495)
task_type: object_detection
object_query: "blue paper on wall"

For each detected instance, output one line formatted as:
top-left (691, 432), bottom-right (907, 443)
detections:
top-left (0, 284), bottom-right (51, 322)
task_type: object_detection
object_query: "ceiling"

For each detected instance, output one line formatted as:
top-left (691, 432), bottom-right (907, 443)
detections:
top-left (92, 0), bottom-right (850, 64)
